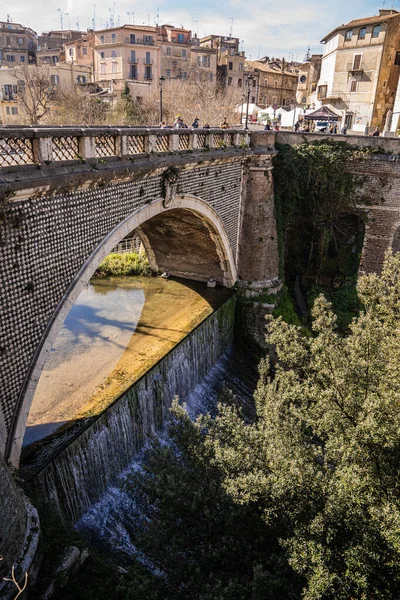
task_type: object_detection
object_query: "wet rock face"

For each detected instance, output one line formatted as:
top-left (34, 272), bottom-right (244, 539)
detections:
top-left (0, 453), bottom-right (27, 579)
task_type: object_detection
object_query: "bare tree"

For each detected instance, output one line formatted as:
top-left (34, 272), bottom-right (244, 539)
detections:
top-left (52, 84), bottom-right (109, 125)
top-left (14, 65), bottom-right (53, 125)
top-left (0, 557), bottom-right (28, 600)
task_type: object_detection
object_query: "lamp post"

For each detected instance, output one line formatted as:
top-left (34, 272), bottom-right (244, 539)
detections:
top-left (159, 75), bottom-right (165, 124)
top-left (245, 75), bottom-right (254, 130)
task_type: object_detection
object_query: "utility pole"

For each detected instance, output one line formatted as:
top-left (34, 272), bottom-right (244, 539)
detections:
top-left (57, 8), bottom-right (63, 31)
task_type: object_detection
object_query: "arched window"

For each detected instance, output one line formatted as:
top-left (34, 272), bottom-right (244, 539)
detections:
top-left (372, 25), bottom-right (381, 38)
top-left (345, 29), bottom-right (353, 41)
top-left (358, 27), bottom-right (366, 40)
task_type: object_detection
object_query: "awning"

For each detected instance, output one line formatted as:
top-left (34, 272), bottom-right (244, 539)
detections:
top-left (304, 105), bottom-right (341, 121)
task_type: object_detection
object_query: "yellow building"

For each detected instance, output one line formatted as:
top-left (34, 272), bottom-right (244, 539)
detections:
top-left (246, 60), bottom-right (298, 108)
top-left (199, 35), bottom-right (245, 88)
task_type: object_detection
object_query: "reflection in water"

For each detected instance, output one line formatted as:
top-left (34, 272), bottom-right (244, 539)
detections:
top-left (23, 284), bottom-right (145, 446)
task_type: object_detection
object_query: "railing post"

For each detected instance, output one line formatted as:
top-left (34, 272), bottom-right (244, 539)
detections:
top-left (117, 130), bottom-right (128, 156)
top-left (32, 135), bottom-right (52, 163)
top-left (170, 132), bottom-right (179, 152)
top-left (233, 132), bottom-right (241, 146)
top-left (79, 131), bottom-right (96, 160)
top-left (192, 131), bottom-right (199, 150)
top-left (148, 133), bottom-right (157, 153)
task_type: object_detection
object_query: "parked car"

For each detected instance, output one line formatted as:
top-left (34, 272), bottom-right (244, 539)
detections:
top-left (315, 120), bottom-right (329, 133)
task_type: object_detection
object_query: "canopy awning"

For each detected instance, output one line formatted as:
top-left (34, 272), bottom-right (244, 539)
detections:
top-left (304, 105), bottom-right (341, 121)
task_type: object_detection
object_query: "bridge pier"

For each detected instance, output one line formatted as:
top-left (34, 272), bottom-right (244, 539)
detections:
top-left (237, 154), bottom-right (280, 291)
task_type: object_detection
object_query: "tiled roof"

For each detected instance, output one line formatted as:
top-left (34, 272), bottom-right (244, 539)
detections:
top-left (245, 60), bottom-right (298, 77)
top-left (321, 11), bottom-right (399, 42)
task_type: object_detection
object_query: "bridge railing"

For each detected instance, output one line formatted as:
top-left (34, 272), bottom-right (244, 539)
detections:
top-left (0, 127), bottom-right (250, 168)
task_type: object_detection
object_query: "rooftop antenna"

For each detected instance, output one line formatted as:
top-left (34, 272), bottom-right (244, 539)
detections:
top-left (76, 17), bottom-right (80, 30)
top-left (66, 13), bottom-right (71, 29)
top-left (57, 8), bottom-right (63, 30)
top-left (148, 13), bottom-right (150, 25)
top-left (127, 11), bottom-right (131, 23)
top-left (132, 11), bottom-right (134, 24)
top-left (229, 16), bottom-right (233, 38)
top-left (109, 8), bottom-right (113, 28)
top-left (193, 20), bottom-right (199, 36)
top-left (117, 14), bottom-right (120, 26)
top-left (92, 4), bottom-right (96, 29)
top-left (304, 45), bottom-right (311, 61)
top-left (87, 17), bottom-right (90, 29)
top-left (258, 46), bottom-right (261, 59)
top-left (156, 6), bottom-right (160, 25)
top-left (6, 13), bottom-right (10, 22)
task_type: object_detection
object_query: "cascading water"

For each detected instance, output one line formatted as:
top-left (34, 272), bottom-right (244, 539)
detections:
top-left (27, 297), bottom-right (237, 524)
top-left (75, 344), bottom-right (259, 560)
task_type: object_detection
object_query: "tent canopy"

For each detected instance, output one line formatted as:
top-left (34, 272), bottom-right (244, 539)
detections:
top-left (236, 103), bottom-right (263, 114)
top-left (304, 105), bottom-right (342, 121)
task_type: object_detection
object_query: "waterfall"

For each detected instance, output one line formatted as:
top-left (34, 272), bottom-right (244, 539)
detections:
top-left (27, 297), bottom-right (236, 524)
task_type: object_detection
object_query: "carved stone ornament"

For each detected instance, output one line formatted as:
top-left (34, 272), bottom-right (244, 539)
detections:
top-left (162, 167), bottom-right (180, 208)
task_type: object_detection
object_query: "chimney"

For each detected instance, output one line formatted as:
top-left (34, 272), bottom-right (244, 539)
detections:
top-left (379, 8), bottom-right (398, 15)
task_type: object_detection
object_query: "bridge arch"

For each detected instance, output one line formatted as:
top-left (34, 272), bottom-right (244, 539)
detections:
top-left (8, 194), bottom-right (237, 466)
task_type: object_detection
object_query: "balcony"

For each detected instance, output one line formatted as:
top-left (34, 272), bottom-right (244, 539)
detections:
top-left (129, 58), bottom-right (138, 64)
top-left (143, 58), bottom-right (154, 65)
top-left (347, 61), bottom-right (364, 73)
top-left (96, 36), bottom-right (155, 46)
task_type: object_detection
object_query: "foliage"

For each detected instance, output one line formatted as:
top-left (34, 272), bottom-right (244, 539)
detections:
top-left (205, 252), bottom-right (400, 599)
top-left (123, 401), bottom-right (300, 600)
top-left (51, 85), bottom-right (110, 125)
top-left (272, 141), bottom-right (360, 286)
top-left (94, 251), bottom-right (151, 277)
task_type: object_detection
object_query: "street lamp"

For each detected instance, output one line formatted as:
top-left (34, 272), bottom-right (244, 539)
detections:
top-left (245, 75), bottom-right (254, 130)
top-left (159, 75), bottom-right (165, 125)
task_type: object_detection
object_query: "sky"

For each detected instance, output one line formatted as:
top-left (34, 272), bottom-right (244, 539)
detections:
top-left (5, 0), bottom-right (395, 61)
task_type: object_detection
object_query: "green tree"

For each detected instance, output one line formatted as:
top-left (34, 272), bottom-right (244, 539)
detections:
top-left (207, 251), bottom-right (400, 599)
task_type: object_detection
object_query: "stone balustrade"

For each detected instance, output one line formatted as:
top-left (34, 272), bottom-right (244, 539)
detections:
top-left (0, 126), bottom-right (250, 168)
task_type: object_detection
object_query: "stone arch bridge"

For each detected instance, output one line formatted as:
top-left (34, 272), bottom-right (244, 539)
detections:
top-left (1, 126), bottom-right (400, 467)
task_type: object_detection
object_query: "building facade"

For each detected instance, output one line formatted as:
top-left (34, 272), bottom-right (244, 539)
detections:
top-left (296, 54), bottom-right (322, 107)
top-left (199, 35), bottom-right (245, 88)
top-left (316, 9), bottom-right (400, 133)
top-left (0, 21), bottom-right (37, 67)
top-left (159, 25), bottom-right (192, 81)
top-left (246, 60), bottom-right (298, 108)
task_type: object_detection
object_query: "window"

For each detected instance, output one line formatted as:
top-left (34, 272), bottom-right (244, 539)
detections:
top-left (264, 78), bottom-right (268, 86)
top-left (345, 29), bottom-right (353, 41)
top-left (358, 27), bottom-right (366, 40)
top-left (6, 55), bottom-right (15, 62)
top-left (239, 63), bottom-right (243, 71)
top-left (238, 78), bottom-right (242, 87)
top-left (197, 55), bottom-right (210, 67)
top-left (130, 34), bottom-right (136, 44)
top-left (112, 62), bottom-right (117, 73)
top-left (130, 50), bottom-right (136, 62)
top-left (143, 35), bottom-right (153, 45)
top-left (17, 37), bottom-right (23, 45)
top-left (282, 97), bottom-right (286, 106)
top-left (69, 48), bottom-right (73, 56)
top-left (82, 47), bottom-right (88, 55)
top-left (251, 96), bottom-right (256, 103)
top-left (145, 66), bottom-right (152, 79)
top-left (130, 64), bottom-right (137, 78)
top-left (100, 51), bottom-right (105, 59)
top-left (318, 84), bottom-right (327, 99)
top-left (395, 51), bottom-right (400, 66)
top-left (111, 33), bottom-right (116, 40)
top-left (229, 61), bottom-right (233, 70)
top-left (228, 76), bottom-right (232, 85)
top-left (100, 35), bottom-right (104, 43)
top-left (253, 79), bottom-right (256, 88)
top-left (181, 71), bottom-right (187, 80)
top-left (353, 54), bottom-right (362, 70)
top-left (100, 63), bottom-right (106, 74)
top-left (301, 96), bottom-right (307, 103)
top-left (20, 55), bottom-right (25, 62)
top-left (111, 50), bottom-right (116, 58)
top-left (272, 95), bottom-right (277, 105)
top-left (6, 107), bottom-right (10, 115)
top-left (6, 36), bottom-right (11, 45)
top-left (178, 33), bottom-right (184, 43)
top-left (372, 25), bottom-right (380, 38)
top-left (182, 49), bottom-right (186, 58)
top-left (145, 51), bottom-right (151, 64)
top-left (11, 106), bottom-right (18, 115)
top-left (300, 74), bottom-right (307, 83)
top-left (167, 47), bottom-right (171, 56)
top-left (208, 72), bottom-right (213, 81)
top-left (77, 75), bottom-right (86, 84)
top-left (50, 74), bottom-right (60, 86)
top-left (166, 69), bottom-right (171, 78)
top-left (350, 78), bottom-right (358, 92)
top-left (274, 80), bottom-right (278, 88)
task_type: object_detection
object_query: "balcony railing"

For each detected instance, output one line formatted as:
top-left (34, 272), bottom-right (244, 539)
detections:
top-left (96, 36), bottom-right (155, 46)
top-left (347, 61), bottom-right (365, 72)
top-left (143, 58), bottom-right (154, 64)
top-left (0, 127), bottom-right (251, 168)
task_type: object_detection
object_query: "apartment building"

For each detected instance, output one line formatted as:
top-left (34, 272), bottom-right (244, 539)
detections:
top-left (64, 32), bottom-right (96, 71)
top-left (199, 35), bottom-right (245, 88)
top-left (246, 60), bottom-right (298, 108)
top-left (37, 30), bottom-right (84, 66)
top-left (316, 9), bottom-right (400, 132)
top-left (93, 25), bottom-right (160, 94)
top-left (296, 54), bottom-right (322, 106)
top-left (159, 25), bottom-right (192, 81)
top-left (189, 45), bottom-right (217, 82)
top-left (0, 21), bottom-right (37, 67)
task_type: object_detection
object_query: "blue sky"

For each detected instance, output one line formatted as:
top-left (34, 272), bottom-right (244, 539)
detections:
top-left (8, 0), bottom-right (391, 60)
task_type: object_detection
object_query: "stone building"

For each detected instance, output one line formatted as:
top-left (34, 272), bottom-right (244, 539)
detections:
top-left (199, 35), bottom-right (246, 88)
top-left (37, 30), bottom-right (83, 66)
top-left (189, 44), bottom-right (217, 82)
top-left (316, 9), bottom-right (400, 133)
top-left (296, 54), bottom-right (322, 107)
top-left (245, 60), bottom-right (298, 108)
top-left (0, 20), bottom-right (37, 67)
top-left (64, 31), bottom-right (96, 71)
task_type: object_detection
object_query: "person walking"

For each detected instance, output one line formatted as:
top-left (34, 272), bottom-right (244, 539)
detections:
top-left (371, 127), bottom-right (380, 137)
top-left (192, 117), bottom-right (199, 128)
top-left (341, 124), bottom-right (348, 135)
top-left (294, 121), bottom-right (300, 132)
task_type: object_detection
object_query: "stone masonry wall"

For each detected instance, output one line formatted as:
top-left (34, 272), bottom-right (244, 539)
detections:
top-left (0, 157), bottom-right (244, 448)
